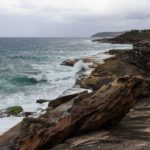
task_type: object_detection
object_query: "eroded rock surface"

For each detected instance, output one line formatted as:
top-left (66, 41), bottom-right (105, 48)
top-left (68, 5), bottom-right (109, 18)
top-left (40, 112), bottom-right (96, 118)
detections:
top-left (77, 49), bottom-right (147, 90)
top-left (11, 75), bottom-right (147, 150)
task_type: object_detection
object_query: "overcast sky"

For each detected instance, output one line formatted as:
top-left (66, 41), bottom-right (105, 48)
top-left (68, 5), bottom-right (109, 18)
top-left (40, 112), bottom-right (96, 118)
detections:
top-left (0, 0), bottom-right (150, 37)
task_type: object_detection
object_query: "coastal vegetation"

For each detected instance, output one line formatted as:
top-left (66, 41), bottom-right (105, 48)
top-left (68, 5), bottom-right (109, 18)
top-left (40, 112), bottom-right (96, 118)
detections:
top-left (94, 29), bottom-right (150, 44)
top-left (114, 29), bottom-right (150, 42)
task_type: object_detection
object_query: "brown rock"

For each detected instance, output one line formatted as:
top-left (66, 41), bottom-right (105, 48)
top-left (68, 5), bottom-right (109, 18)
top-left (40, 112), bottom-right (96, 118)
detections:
top-left (13, 75), bottom-right (146, 150)
top-left (130, 40), bottom-right (150, 71)
top-left (77, 48), bottom-right (147, 90)
top-left (48, 91), bottom-right (88, 108)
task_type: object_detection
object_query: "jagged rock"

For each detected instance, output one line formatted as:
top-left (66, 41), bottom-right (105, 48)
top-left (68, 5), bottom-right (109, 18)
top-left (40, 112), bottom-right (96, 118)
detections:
top-left (12, 75), bottom-right (147, 150)
top-left (77, 48), bottom-right (147, 91)
top-left (61, 59), bottom-right (78, 66)
top-left (22, 112), bottom-right (34, 117)
top-left (130, 40), bottom-right (150, 71)
top-left (61, 58), bottom-right (99, 68)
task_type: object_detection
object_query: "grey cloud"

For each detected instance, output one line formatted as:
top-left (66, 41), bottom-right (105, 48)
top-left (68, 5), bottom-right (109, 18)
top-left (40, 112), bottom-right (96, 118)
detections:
top-left (0, 0), bottom-right (150, 37)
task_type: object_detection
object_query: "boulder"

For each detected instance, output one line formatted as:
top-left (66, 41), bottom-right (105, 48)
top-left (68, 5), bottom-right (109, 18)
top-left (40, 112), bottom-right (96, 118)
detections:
top-left (22, 112), bottom-right (34, 117)
top-left (12, 76), bottom-right (147, 150)
top-left (6, 106), bottom-right (23, 115)
top-left (6, 106), bottom-right (23, 116)
top-left (36, 99), bottom-right (49, 104)
top-left (0, 106), bottom-right (23, 117)
top-left (130, 40), bottom-right (150, 71)
top-left (61, 57), bottom-right (99, 68)
top-left (61, 59), bottom-right (78, 66)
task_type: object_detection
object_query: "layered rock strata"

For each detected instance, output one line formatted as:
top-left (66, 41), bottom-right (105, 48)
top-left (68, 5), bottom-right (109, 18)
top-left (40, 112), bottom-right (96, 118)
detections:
top-left (11, 75), bottom-right (147, 150)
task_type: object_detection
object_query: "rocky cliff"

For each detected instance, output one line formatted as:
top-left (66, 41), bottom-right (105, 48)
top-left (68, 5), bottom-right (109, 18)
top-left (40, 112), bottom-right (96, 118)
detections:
top-left (11, 76), bottom-right (148, 150)
top-left (130, 40), bottom-right (150, 71)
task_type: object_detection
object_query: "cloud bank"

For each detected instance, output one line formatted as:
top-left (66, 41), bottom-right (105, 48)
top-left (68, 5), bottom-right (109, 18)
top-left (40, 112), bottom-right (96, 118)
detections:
top-left (0, 0), bottom-right (150, 37)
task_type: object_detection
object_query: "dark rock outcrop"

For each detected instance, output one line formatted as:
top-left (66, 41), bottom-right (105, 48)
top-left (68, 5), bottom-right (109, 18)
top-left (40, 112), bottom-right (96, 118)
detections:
top-left (36, 99), bottom-right (49, 104)
top-left (76, 49), bottom-right (147, 90)
top-left (130, 40), bottom-right (150, 71)
top-left (48, 91), bottom-right (88, 108)
top-left (61, 59), bottom-right (78, 67)
top-left (11, 75), bottom-right (147, 150)
top-left (61, 56), bottom-right (102, 69)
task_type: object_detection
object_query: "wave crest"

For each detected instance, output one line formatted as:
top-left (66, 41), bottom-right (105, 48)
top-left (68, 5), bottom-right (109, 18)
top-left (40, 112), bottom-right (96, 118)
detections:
top-left (10, 76), bottom-right (47, 86)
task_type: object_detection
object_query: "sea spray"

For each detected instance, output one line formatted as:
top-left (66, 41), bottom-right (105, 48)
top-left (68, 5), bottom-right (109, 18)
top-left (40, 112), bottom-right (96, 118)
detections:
top-left (73, 60), bottom-right (89, 74)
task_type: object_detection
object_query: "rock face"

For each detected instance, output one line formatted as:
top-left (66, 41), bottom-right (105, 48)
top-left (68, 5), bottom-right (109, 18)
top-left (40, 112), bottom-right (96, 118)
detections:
top-left (77, 49), bottom-right (149, 91)
top-left (131, 40), bottom-right (150, 71)
top-left (11, 75), bottom-right (147, 150)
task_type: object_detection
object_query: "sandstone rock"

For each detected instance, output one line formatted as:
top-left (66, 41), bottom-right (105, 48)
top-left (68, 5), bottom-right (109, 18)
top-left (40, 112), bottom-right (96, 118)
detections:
top-left (12, 76), bottom-right (147, 150)
top-left (77, 48), bottom-right (147, 91)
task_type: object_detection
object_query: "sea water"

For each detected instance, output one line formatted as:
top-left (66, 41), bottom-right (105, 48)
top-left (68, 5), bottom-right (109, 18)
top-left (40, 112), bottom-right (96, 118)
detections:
top-left (0, 38), bottom-right (132, 134)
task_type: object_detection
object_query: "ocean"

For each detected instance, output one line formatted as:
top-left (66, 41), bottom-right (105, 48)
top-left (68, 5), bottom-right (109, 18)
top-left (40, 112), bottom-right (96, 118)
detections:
top-left (0, 38), bottom-right (132, 134)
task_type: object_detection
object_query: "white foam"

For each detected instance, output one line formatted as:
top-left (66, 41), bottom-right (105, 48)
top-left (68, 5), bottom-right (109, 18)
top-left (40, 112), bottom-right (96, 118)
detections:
top-left (0, 41), bottom-right (133, 135)
top-left (73, 60), bottom-right (89, 74)
top-left (0, 117), bottom-right (23, 135)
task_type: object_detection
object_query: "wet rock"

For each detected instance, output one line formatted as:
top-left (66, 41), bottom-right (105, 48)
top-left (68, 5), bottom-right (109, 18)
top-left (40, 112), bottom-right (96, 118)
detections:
top-left (61, 59), bottom-right (78, 66)
top-left (36, 99), bottom-right (49, 104)
top-left (0, 109), bottom-right (7, 118)
top-left (0, 106), bottom-right (23, 117)
top-left (13, 76), bottom-right (147, 150)
top-left (6, 106), bottom-right (23, 116)
top-left (22, 112), bottom-right (34, 117)
top-left (61, 57), bottom-right (99, 68)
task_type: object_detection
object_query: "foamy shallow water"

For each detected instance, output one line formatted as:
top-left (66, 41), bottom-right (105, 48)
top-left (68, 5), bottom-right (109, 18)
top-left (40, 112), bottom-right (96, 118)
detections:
top-left (0, 117), bottom-right (23, 136)
top-left (0, 38), bottom-right (133, 135)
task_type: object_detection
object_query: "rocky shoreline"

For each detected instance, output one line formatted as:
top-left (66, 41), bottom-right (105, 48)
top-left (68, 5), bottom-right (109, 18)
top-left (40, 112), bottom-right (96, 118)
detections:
top-left (0, 40), bottom-right (150, 150)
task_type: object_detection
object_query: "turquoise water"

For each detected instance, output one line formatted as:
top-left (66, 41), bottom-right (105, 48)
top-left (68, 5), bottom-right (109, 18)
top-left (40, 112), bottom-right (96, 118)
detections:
top-left (0, 38), bottom-right (132, 111)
